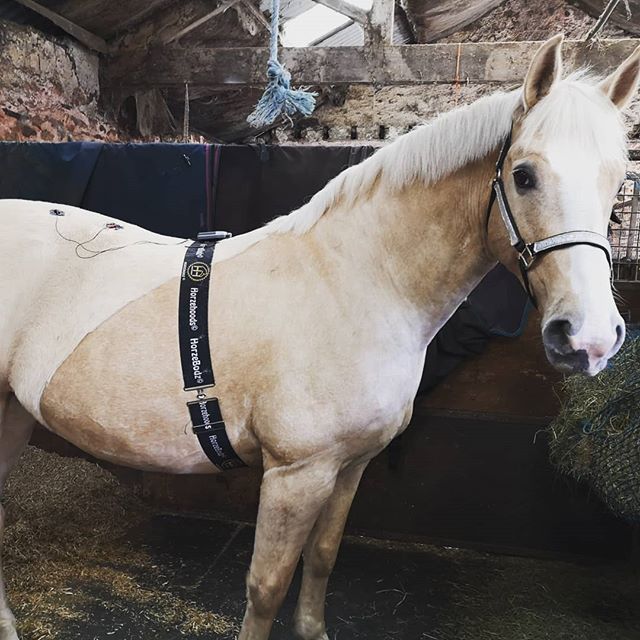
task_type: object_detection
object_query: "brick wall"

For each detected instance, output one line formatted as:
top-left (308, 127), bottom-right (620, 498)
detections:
top-left (0, 20), bottom-right (122, 141)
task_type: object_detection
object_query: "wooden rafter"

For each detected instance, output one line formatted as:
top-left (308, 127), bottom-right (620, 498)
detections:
top-left (367, 0), bottom-right (395, 44)
top-left (309, 0), bottom-right (394, 46)
top-left (103, 38), bottom-right (640, 90)
top-left (402, 1), bottom-right (506, 43)
top-left (13, 0), bottom-right (109, 53)
top-left (114, 0), bottom-right (175, 33)
top-left (241, 0), bottom-right (272, 31)
top-left (161, 0), bottom-right (244, 44)
top-left (573, 0), bottom-right (640, 37)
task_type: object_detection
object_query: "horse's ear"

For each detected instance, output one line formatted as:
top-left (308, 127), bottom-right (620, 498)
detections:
top-left (523, 34), bottom-right (564, 111)
top-left (599, 46), bottom-right (640, 111)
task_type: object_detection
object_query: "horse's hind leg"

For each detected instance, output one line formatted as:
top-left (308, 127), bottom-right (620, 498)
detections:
top-left (238, 457), bottom-right (339, 640)
top-left (292, 461), bottom-right (368, 640)
top-left (0, 394), bottom-right (36, 640)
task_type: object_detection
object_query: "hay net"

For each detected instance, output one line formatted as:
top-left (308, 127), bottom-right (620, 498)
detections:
top-left (549, 328), bottom-right (640, 523)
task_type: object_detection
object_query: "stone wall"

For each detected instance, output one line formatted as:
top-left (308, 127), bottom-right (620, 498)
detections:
top-left (272, 83), bottom-right (500, 144)
top-left (269, 0), bottom-right (626, 145)
top-left (0, 20), bottom-right (121, 141)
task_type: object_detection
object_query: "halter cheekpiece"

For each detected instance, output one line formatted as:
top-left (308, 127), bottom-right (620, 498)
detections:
top-left (486, 130), bottom-right (613, 306)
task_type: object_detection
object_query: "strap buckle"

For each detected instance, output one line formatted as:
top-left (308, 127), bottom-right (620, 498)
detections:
top-left (197, 231), bottom-right (232, 243)
top-left (518, 244), bottom-right (536, 270)
top-left (187, 397), bottom-right (227, 435)
top-left (192, 421), bottom-right (226, 436)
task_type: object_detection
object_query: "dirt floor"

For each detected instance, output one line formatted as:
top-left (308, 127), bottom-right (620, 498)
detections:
top-left (3, 447), bottom-right (639, 640)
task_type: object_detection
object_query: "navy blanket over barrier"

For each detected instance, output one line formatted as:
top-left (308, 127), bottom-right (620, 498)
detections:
top-left (0, 142), bottom-right (529, 392)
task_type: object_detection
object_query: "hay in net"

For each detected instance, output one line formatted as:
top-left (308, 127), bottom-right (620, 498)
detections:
top-left (549, 328), bottom-right (640, 523)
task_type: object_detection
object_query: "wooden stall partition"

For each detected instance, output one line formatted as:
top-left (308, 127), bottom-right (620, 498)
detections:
top-left (30, 285), bottom-right (640, 559)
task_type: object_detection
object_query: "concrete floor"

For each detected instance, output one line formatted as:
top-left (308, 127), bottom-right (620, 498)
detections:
top-left (3, 447), bottom-right (640, 640)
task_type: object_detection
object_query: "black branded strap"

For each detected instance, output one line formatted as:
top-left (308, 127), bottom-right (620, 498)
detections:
top-left (188, 398), bottom-right (246, 471)
top-left (179, 242), bottom-right (216, 391)
top-left (179, 237), bottom-right (246, 471)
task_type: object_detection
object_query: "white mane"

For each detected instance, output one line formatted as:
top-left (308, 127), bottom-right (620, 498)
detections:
top-left (220, 74), bottom-right (627, 261)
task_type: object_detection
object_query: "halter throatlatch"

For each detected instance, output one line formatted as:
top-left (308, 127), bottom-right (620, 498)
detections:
top-left (486, 130), bottom-right (613, 306)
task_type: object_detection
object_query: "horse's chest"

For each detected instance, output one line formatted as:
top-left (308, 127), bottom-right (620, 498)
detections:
top-left (252, 345), bottom-right (425, 464)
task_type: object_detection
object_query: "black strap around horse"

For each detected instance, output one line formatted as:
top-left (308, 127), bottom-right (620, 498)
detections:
top-left (178, 232), bottom-right (246, 471)
top-left (486, 130), bottom-right (612, 306)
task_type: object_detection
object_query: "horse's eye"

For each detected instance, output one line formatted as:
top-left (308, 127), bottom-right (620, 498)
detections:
top-left (513, 167), bottom-right (535, 190)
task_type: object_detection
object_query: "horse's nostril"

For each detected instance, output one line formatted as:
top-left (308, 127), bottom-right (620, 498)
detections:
top-left (616, 323), bottom-right (624, 341)
top-left (543, 318), bottom-right (573, 353)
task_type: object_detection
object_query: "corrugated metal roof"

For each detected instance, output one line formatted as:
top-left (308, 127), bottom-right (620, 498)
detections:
top-left (312, 21), bottom-right (360, 46)
top-left (260, 0), bottom-right (316, 21)
top-left (312, 11), bottom-right (413, 46)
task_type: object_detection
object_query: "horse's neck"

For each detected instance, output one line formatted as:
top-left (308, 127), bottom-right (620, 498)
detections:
top-left (311, 156), bottom-right (497, 346)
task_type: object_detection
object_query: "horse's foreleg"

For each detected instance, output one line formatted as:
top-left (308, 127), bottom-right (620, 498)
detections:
top-left (0, 395), bottom-right (35, 640)
top-left (292, 461), bottom-right (368, 640)
top-left (238, 458), bottom-right (339, 640)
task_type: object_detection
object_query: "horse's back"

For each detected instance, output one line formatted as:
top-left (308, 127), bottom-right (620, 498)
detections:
top-left (0, 199), bottom-right (187, 422)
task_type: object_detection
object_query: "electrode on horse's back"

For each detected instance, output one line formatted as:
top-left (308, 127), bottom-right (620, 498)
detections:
top-left (197, 231), bottom-right (232, 243)
top-left (178, 230), bottom-right (245, 471)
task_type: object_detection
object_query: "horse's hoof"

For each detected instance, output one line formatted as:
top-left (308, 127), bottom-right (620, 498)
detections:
top-left (293, 622), bottom-right (329, 640)
top-left (0, 618), bottom-right (18, 640)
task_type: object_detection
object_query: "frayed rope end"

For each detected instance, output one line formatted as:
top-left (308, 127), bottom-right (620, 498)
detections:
top-left (247, 60), bottom-right (317, 128)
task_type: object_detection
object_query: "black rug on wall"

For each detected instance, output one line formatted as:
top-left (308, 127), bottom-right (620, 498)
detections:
top-left (0, 141), bottom-right (529, 391)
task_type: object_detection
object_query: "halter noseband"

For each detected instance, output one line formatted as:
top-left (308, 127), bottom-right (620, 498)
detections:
top-left (486, 131), bottom-right (612, 306)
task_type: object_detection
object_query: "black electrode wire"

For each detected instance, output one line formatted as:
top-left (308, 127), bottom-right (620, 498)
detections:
top-left (54, 216), bottom-right (189, 259)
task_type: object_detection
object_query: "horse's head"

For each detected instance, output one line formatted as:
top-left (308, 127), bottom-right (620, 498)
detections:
top-left (487, 35), bottom-right (640, 375)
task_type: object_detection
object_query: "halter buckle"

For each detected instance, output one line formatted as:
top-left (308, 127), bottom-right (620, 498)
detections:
top-left (518, 245), bottom-right (536, 270)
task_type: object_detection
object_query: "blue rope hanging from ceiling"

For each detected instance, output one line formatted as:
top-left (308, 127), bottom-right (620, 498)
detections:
top-left (247, 0), bottom-right (317, 128)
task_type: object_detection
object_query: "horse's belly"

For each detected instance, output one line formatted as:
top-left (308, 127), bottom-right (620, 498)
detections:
top-left (41, 398), bottom-right (215, 474)
top-left (38, 279), bottom-right (258, 474)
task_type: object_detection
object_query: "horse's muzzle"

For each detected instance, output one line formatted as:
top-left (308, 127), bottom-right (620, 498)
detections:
top-left (542, 317), bottom-right (625, 376)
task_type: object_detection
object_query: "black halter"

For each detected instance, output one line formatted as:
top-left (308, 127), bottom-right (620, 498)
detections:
top-left (486, 131), bottom-right (612, 306)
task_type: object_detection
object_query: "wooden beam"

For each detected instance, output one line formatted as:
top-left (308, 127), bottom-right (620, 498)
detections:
top-left (402, 0), bottom-right (507, 44)
top-left (573, 0), bottom-right (640, 37)
top-left (241, 0), bottom-right (272, 32)
top-left (367, 0), bottom-right (395, 44)
top-left (161, 0), bottom-right (244, 44)
top-left (311, 0), bottom-right (368, 24)
top-left (103, 39), bottom-right (640, 90)
top-left (260, 0), bottom-right (316, 21)
top-left (113, 0), bottom-right (175, 33)
top-left (13, 0), bottom-right (109, 53)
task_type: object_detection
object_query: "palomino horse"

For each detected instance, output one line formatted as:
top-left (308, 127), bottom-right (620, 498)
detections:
top-left (0, 35), bottom-right (637, 639)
